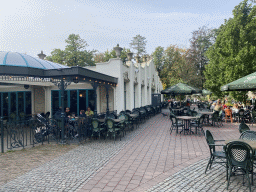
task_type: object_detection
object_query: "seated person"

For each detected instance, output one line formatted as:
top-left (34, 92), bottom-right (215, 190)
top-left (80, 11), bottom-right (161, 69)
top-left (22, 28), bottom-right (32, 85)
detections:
top-left (65, 107), bottom-right (71, 118)
top-left (232, 103), bottom-right (239, 114)
top-left (70, 112), bottom-right (76, 120)
top-left (79, 110), bottom-right (86, 118)
top-left (85, 107), bottom-right (94, 117)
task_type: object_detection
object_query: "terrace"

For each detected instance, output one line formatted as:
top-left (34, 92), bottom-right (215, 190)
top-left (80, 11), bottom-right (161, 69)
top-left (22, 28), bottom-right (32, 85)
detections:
top-left (0, 105), bottom-right (254, 191)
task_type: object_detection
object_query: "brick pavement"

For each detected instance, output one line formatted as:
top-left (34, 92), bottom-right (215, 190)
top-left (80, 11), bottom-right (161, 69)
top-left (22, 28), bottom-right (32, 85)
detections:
top-left (1, 107), bottom-right (256, 192)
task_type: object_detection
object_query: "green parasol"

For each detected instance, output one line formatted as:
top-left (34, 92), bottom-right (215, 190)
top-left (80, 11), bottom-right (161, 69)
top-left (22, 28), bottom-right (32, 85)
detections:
top-left (202, 89), bottom-right (212, 95)
top-left (161, 83), bottom-right (202, 95)
top-left (221, 71), bottom-right (256, 91)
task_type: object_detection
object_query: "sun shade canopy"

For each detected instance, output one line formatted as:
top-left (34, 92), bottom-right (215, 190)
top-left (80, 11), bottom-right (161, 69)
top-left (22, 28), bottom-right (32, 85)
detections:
top-left (221, 71), bottom-right (256, 91)
top-left (161, 83), bottom-right (202, 95)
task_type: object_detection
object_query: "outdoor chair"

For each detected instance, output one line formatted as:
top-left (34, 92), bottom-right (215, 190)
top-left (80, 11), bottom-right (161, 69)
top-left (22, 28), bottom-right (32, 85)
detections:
top-left (239, 122), bottom-right (250, 134)
top-left (251, 110), bottom-right (256, 126)
top-left (238, 109), bottom-right (245, 123)
top-left (105, 118), bottom-right (123, 142)
top-left (107, 113), bottom-right (116, 119)
top-left (117, 114), bottom-right (126, 136)
top-left (211, 111), bottom-right (223, 127)
top-left (125, 110), bottom-right (132, 114)
top-left (131, 110), bottom-right (140, 128)
top-left (239, 130), bottom-right (256, 141)
top-left (170, 114), bottom-right (185, 135)
top-left (182, 107), bottom-right (189, 116)
top-left (225, 141), bottom-right (253, 191)
top-left (204, 130), bottom-right (227, 175)
top-left (91, 118), bottom-right (105, 140)
top-left (190, 115), bottom-right (204, 135)
top-left (224, 108), bottom-right (233, 123)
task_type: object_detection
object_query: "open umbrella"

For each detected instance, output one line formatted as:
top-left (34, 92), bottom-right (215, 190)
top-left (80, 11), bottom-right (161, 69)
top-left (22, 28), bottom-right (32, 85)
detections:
top-left (221, 72), bottom-right (256, 91)
top-left (202, 89), bottom-right (212, 95)
top-left (161, 83), bottom-right (202, 95)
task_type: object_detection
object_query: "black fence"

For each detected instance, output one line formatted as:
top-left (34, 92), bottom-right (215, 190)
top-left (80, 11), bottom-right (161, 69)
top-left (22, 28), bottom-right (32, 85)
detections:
top-left (0, 117), bottom-right (90, 153)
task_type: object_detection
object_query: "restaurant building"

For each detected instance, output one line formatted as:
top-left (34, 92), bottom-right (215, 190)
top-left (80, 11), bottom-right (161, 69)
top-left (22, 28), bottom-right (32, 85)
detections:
top-left (0, 46), bottom-right (163, 119)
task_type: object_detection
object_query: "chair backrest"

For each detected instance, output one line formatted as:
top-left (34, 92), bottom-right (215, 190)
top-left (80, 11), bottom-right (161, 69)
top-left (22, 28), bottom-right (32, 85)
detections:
top-left (105, 118), bottom-right (114, 129)
top-left (239, 122), bottom-right (250, 134)
top-left (107, 113), bottom-right (116, 119)
top-left (199, 115), bottom-right (204, 125)
top-left (212, 111), bottom-right (219, 119)
top-left (240, 130), bottom-right (256, 141)
top-left (91, 118), bottom-right (99, 129)
top-left (226, 141), bottom-right (253, 169)
top-left (225, 108), bottom-right (232, 117)
top-left (169, 114), bottom-right (178, 125)
top-left (205, 130), bottom-right (215, 152)
top-left (238, 109), bottom-right (245, 116)
top-left (252, 110), bottom-right (256, 118)
top-left (125, 110), bottom-right (131, 114)
top-left (118, 114), bottom-right (126, 121)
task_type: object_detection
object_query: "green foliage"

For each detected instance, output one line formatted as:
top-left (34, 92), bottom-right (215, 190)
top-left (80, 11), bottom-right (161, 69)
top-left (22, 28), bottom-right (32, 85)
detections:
top-left (130, 34), bottom-right (147, 57)
top-left (152, 46), bottom-right (164, 74)
top-left (204, 0), bottom-right (256, 101)
top-left (189, 26), bottom-right (217, 89)
top-left (46, 34), bottom-right (96, 67)
top-left (157, 45), bottom-right (201, 91)
top-left (94, 48), bottom-right (128, 63)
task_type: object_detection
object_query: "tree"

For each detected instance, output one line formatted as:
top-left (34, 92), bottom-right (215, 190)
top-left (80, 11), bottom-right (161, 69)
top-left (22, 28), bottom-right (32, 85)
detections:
top-left (189, 26), bottom-right (217, 89)
top-left (157, 45), bottom-right (200, 90)
top-left (93, 48), bottom-right (128, 63)
top-left (46, 34), bottom-right (96, 67)
top-left (152, 46), bottom-right (164, 74)
top-left (204, 0), bottom-right (256, 101)
top-left (130, 35), bottom-right (147, 57)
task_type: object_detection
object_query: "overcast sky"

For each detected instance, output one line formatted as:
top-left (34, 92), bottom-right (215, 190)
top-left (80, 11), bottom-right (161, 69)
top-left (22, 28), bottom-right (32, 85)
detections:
top-left (0, 0), bottom-right (245, 58)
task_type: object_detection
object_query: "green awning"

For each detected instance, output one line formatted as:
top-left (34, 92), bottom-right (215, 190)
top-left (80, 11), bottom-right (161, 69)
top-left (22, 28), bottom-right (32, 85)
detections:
top-left (221, 71), bottom-right (256, 91)
top-left (161, 83), bottom-right (201, 95)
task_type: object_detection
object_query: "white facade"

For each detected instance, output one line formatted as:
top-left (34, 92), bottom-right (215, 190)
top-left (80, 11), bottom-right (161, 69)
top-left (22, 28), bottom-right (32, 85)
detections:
top-left (0, 56), bottom-right (163, 116)
top-left (86, 57), bottom-right (163, 113)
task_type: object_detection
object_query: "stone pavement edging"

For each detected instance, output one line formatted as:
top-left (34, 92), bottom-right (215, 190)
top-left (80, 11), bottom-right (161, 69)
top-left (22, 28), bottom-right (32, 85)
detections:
top-left (130, 154), bottom-right (209, 192)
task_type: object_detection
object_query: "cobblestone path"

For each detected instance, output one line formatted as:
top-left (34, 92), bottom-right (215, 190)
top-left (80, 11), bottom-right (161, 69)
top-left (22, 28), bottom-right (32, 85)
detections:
top-left (0, 120), bottom-right (149, 192)
top-left (147, 158), bottom-right (254, 192)
top-left (1, 108), bottom-right (255, 192)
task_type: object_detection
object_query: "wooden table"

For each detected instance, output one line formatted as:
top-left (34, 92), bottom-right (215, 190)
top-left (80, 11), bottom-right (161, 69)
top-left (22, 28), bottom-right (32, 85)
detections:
top-left (225, 139), bottom-right (256, 150)
top-left (176, 116), bottom-right (198, 134)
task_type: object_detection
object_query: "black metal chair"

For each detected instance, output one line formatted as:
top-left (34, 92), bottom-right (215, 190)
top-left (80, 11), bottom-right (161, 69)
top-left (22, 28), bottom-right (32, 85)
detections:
top-left (239, 122), bottom-right (250, 134)
top-left (105, 118), bottom-right (123, 142)
top-left (170, 114), bottom-right (185, 135)
top-left (211, 111), bottom-right (223, 127)
top-left (238, 109), bottom-right (245, 123)
top-left (240, 130), bottom-right (256, 141)
top-left (204, 130), bottom-right (227, 174)
top-left (91, 118), bottom-right (105, 140)
top-left (225, 141), bottom-right (253, 191)
top-left (190, 115), bottom-right (204, 135)
top-left (251, 110), bottom-right (256, 126)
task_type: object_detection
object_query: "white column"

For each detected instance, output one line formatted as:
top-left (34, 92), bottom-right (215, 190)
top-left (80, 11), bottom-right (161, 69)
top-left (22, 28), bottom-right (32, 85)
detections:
top-left (138, 64), bottom-right (141, 107)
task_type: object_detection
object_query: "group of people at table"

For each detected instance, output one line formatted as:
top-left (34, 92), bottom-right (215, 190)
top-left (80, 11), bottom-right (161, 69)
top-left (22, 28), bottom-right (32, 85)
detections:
top-left (209, 97), bottom-right (255, 122)
top-left (54, 107), bottom-right (94, 121)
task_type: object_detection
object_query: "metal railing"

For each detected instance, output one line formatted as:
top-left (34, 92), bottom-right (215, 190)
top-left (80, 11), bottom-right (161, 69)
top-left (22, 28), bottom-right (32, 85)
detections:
top-left (0, 117), bottom-right (90, 153)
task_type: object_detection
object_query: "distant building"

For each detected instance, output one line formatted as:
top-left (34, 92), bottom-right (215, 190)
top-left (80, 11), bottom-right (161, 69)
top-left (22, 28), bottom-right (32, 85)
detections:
top-left (0, 48), bottom-right (163, 119)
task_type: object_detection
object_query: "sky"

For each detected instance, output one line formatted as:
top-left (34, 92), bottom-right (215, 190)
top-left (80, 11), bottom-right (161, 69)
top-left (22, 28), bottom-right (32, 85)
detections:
top-left (0, 0), bottom-right (246, 58)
